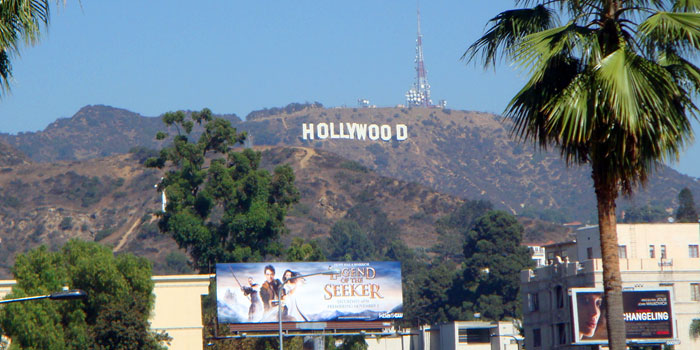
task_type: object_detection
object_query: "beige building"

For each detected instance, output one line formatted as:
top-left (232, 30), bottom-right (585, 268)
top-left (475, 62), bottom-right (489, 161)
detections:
top-left (521, 223), bottom-right (700, 350)
top-left (150, 274), bottom-right (212, 350)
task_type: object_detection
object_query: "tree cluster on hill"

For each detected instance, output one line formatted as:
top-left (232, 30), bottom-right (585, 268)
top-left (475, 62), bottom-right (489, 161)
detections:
top-left (620, 187), bottom-right (699, 224)
top-left (313, 199), bottom-right (534, 326)
top-left (621, 204), bottom-right (669, 223)
top-left (146, 109), bottom-right (300, 272)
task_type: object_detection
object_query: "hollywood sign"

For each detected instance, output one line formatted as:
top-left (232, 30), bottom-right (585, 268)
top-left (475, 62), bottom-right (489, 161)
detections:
top-left (302, 123), bottom-right (408, 141)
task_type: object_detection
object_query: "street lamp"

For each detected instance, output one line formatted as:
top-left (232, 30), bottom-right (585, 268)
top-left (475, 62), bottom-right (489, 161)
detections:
top-left (0, 289), bottom-right (87, 304)
top-left (278, 269), bottom-right (339, 350)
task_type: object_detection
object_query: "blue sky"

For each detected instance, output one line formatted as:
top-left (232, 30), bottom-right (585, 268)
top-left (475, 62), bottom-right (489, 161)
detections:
top-left (1, 1), bottom-right (699, 178)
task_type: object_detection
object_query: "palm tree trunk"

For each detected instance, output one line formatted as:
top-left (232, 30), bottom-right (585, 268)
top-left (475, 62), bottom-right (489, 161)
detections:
top-left (593, 168), bottom-right (626, 350)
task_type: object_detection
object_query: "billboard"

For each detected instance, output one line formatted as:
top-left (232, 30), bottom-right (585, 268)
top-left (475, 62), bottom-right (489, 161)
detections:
top-left (571, 288), bottom-right (676, 344)
top-left (216, 261), bottom-right (403, 324)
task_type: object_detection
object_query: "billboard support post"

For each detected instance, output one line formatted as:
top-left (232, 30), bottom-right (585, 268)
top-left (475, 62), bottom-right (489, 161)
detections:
top-left (278, 270), bottom-right (338, 350)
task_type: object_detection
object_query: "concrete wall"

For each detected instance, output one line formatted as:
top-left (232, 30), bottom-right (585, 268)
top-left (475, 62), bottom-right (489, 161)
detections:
top-left (150, 274), bottom-right (212, 350)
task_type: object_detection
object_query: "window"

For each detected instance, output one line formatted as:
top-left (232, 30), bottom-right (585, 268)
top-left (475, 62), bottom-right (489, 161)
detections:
top-left (691, 283), bottom-right (700, 302)
top-left (457, 328), bottom-right (468, 343)
top-left (528, 293), bottom-right (539, 312)
top-left (587, 247), bottom-right (593, 259)
top-left (556, 286), bottom-right (564, 309)
top-left (649, 245), bottom-right (655, 258)
top-left (618, 245), bottom-right (627, 259)
top-left (557, 323), bottom-right (567, 344)
top-left (661, 245), bottom-right (667, 259)
top-left (458, 328), bottom-right (490, 343)
top-left (533, 329), bottom-right (542, 348)
top-left (689, 245), bottom-right (699, 258)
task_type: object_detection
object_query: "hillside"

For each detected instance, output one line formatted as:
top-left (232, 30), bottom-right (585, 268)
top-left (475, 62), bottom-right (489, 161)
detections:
top-left (0, 105), bottom-right (240, 162)
top-left (0, 146), bottom-right (472, 277)
top-left (239, 106), bottom-right (700, 222)
top-left (3, 104), bottom-right (698, 222)
top-left (0, 141), bottom-right (29, 166)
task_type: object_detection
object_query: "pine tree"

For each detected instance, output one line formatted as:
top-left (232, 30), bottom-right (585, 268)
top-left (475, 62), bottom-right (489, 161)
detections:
top-left (676, 187), bottom-right (698, 223)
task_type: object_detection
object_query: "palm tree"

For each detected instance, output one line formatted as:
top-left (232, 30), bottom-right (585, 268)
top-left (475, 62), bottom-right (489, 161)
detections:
top-left (465, 1), bottom-right (699, 349)
top-left (0, 0), bottom-right (52, 96)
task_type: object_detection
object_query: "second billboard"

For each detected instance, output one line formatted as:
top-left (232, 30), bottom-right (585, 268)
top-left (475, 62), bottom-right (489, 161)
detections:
top-left (571, 288), bottom-right (676, 345)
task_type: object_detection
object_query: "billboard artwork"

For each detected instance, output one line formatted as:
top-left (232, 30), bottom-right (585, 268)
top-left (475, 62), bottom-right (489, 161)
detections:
top-left (216, 261), bottom-right (403, 324)
top-left (571, 288), bottom-right (676, 344)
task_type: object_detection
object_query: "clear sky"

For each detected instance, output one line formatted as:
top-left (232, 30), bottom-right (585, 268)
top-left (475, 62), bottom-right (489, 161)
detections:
top-left (1, 1), bottom-right (698, 178)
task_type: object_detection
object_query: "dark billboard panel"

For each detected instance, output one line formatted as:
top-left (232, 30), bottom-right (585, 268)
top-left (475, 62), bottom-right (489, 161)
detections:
top-left (216, 261), bottom-right (403, 324)
top-left (571, 288), bottom-right (676, 345)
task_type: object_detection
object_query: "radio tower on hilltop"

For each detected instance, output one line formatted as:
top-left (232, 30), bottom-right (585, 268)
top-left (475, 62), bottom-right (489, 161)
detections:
top-left (406, 4), bottom-right (433, 107)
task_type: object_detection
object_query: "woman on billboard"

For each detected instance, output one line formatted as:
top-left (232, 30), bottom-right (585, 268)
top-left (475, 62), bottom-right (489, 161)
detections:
top-left (577, 292), bottom-right (608, 340)
top-left (282, 270), bottom-right (308, 322)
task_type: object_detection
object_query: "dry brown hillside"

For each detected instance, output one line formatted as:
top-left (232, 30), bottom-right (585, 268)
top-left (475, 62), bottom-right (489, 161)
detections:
top-left (0, 141), bottom-right (29, 166)
top-left (0, 146), bottom-right (466, 277)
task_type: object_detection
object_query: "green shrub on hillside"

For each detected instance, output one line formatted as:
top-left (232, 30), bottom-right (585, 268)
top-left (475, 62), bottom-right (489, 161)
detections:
top-left (59, 217), bottom-right (73, 230)
top-left (94, 227), bottom-right (114, 242)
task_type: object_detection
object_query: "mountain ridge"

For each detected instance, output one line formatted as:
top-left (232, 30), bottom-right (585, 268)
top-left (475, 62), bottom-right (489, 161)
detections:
top-left (2, 104), bottom-right (698, 223)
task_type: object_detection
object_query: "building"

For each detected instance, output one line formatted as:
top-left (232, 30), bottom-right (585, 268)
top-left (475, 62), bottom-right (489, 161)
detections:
top-left (528, 245), bottom-right (547, 267)
top-left (365, 321), bottom-right (522, 350)
top-left (543, 239), bottom-right (579, 263)
top-left (521, 223), bottom-right (700, 350)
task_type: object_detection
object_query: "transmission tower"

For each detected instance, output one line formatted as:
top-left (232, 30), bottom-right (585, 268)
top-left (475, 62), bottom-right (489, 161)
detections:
top-left (405, 4), bottom-right (432, 107)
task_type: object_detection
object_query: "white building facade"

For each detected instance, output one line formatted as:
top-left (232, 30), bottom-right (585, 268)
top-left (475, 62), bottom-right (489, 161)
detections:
top-left (521, 223), bottom-right (700, 350)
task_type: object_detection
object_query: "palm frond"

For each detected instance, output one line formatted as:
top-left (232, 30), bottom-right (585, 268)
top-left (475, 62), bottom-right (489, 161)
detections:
top-left (506, 53), bottom-right (584, 150)
top-left (672, 0), bottom-right (700, 12)
top-left (542, 71), bottom-right (595, 147)
top-left (0, 0), bottom-right (50, 49)
top-left (0, 0), bottom-right (52, 97)
top-left (659, 48), bottom-right (700, 96)
top-left (638, 12), bottom-right (700, 53)
top-left (595, 47), bottom-right (687, 135)
top-left (513, 22), bottom-right (594, 80)
top-left (463, 5), bottom-right (554, 68)
top-left (592, 47), bottom-right (694, 186)
top-left (0, 50), bottom-right (11, 95)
